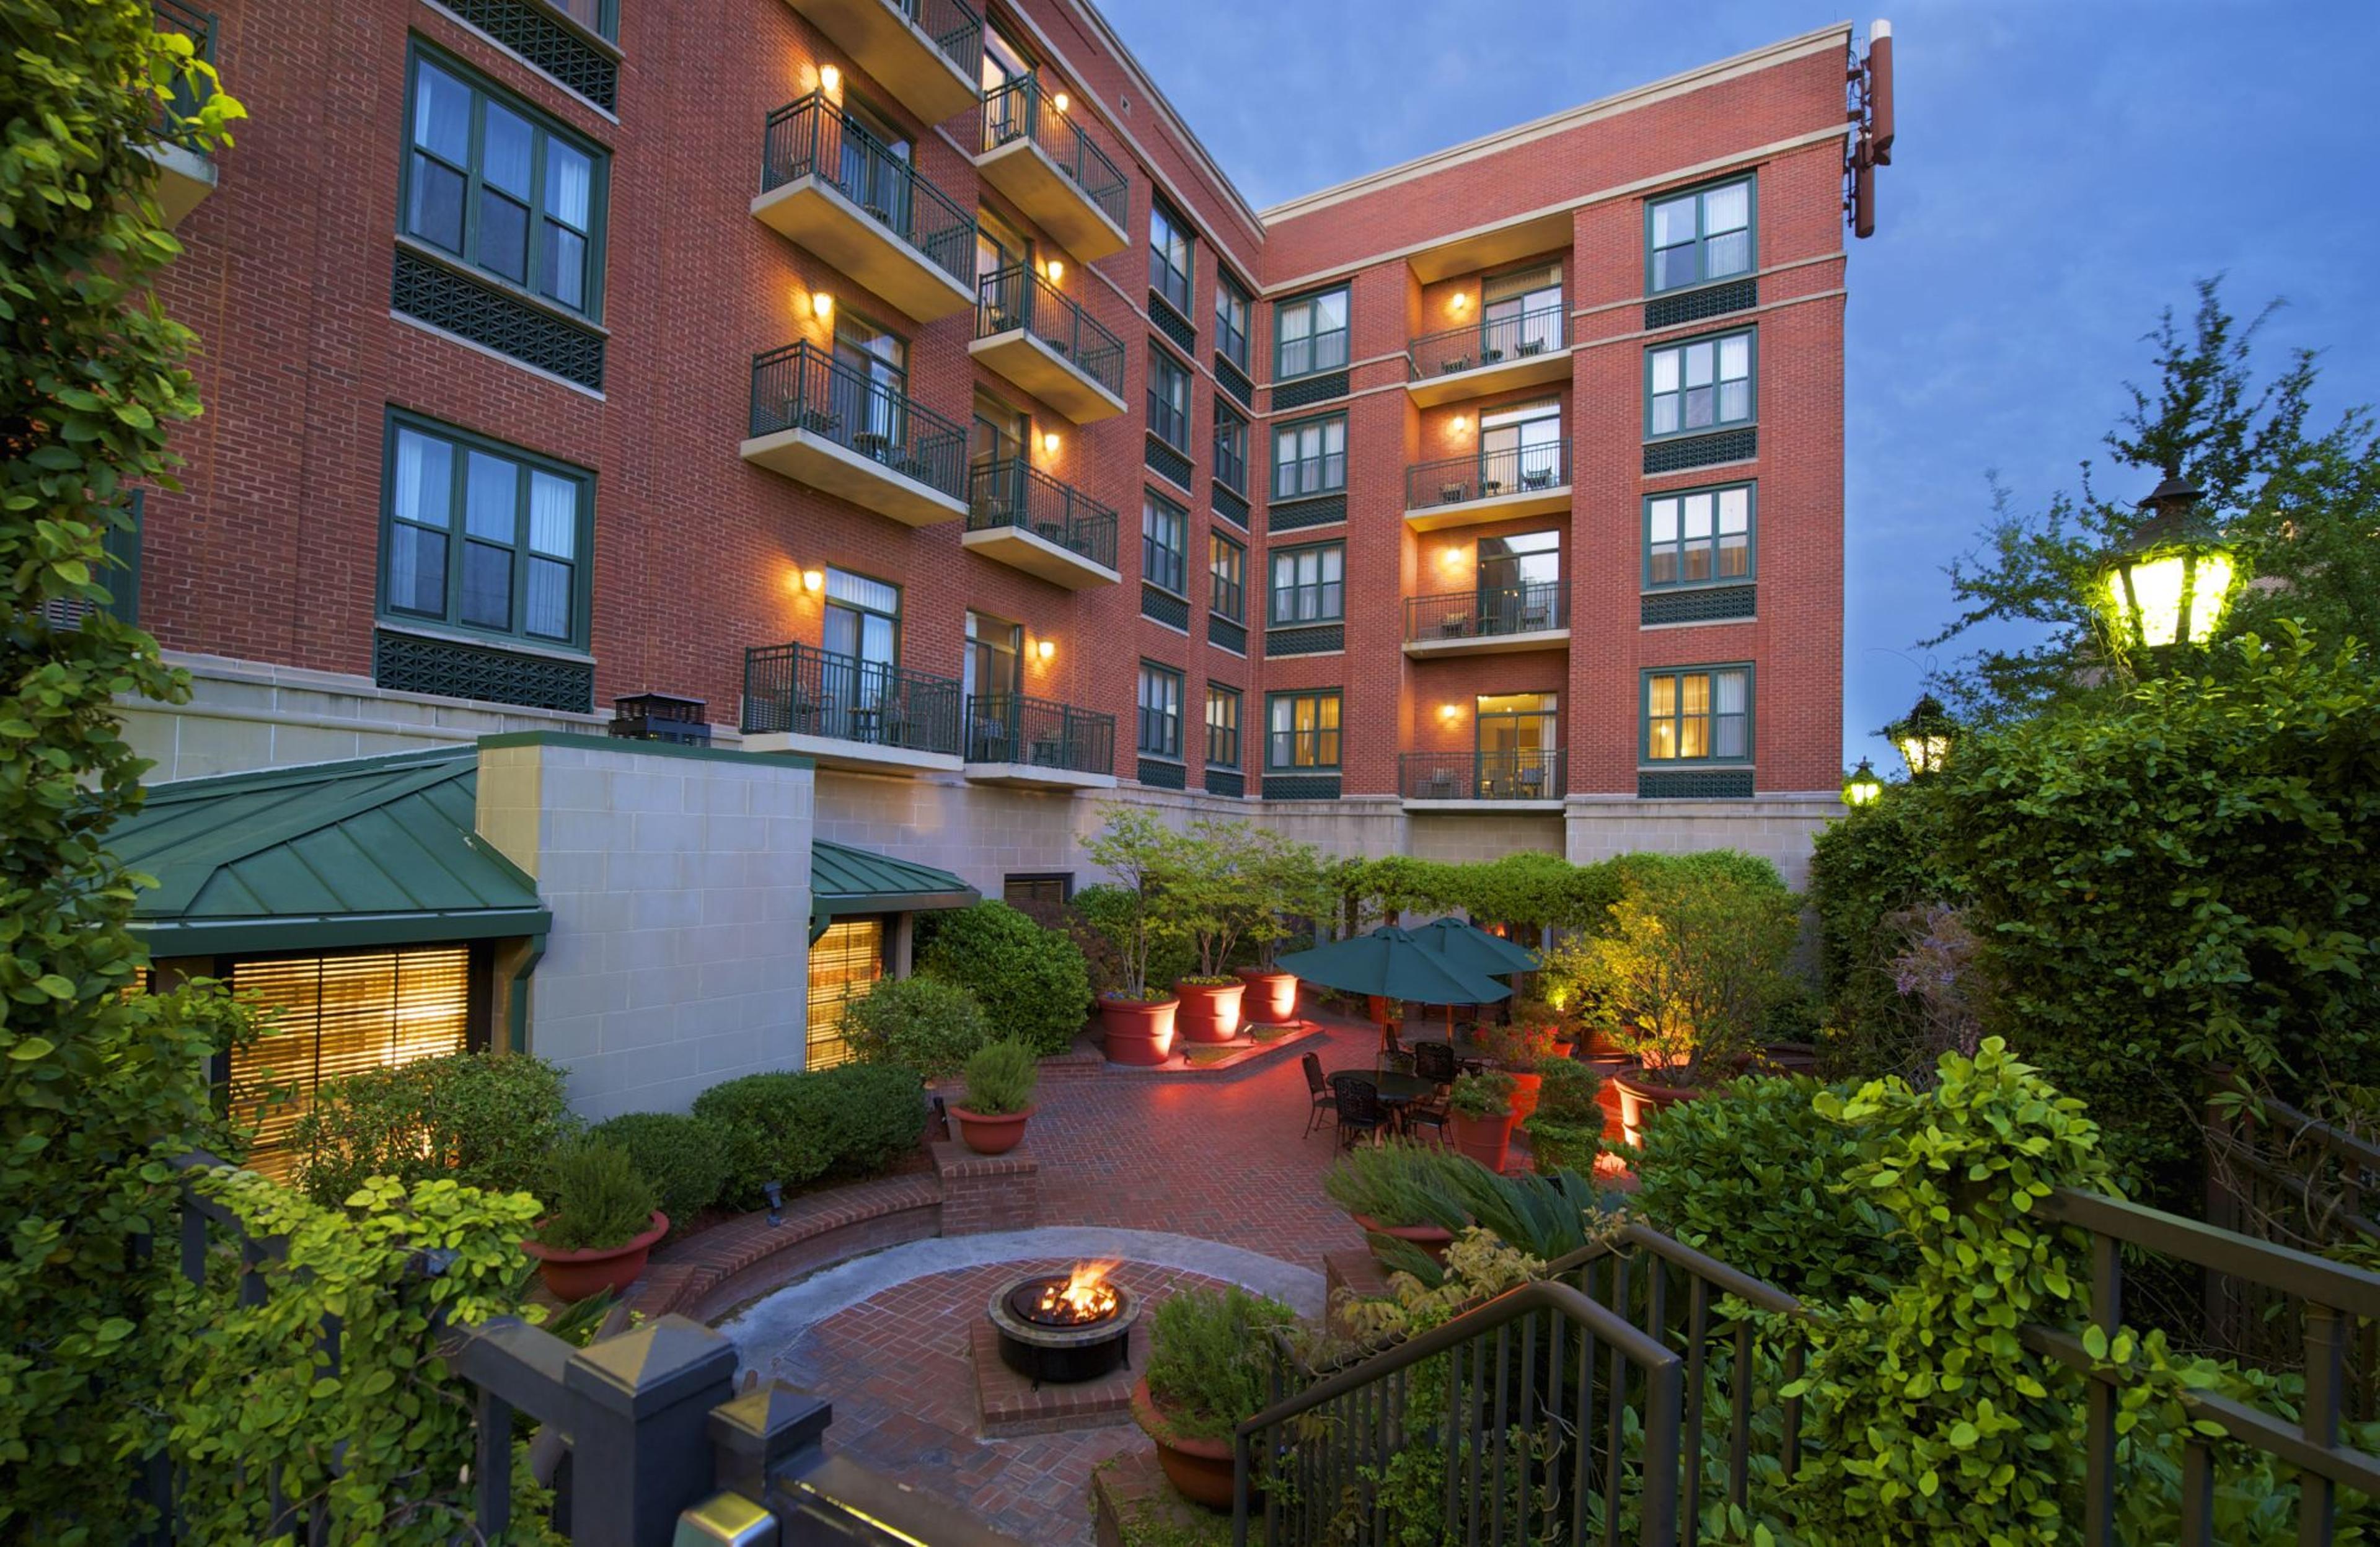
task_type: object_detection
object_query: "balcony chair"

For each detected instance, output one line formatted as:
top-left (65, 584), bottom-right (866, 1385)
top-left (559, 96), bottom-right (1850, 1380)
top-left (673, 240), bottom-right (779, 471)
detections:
top-left (852, 431), bottom-right (892, 464)
top-left (1481, 479), bottom-right (1505, 498)
top-left (1480, 347), bottom-right (1505, 365)
top-left (970, 718), bottom-right (1012, 763)
top-left (1517, 766), bottom-right (1547, 798)
top-left (1302, 1051), bottom-right (1336, 1137)
top-left (1331, 1074), bottom-right (1389, 1150)
top-left (1437, 614), bottom-right (1470, 638)
top-left (1440, 483), bottom-right (1466, 505)
top-left (1521, 468), bottom-right (1553, 491)
top-left (1439, 355), bottom-right (1472, 376)
top-left (1517, 337), bottom-right (1548, 357)
top-left (1420, 768), bottom-right (1457, 800)
top-left (1520, 606), bottom-right (1550, 632)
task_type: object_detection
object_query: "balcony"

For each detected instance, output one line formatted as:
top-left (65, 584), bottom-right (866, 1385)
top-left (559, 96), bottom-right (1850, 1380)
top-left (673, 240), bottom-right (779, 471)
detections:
top-left (974, 78), bottom-right (1129, 260)
top-left (143, 1), bottom-right (219, 226)
top-left (752, 94), bottom-right (977, 322)
top-left (963, 461), bottom-right (1119, 589)
top-left (1398, 749), bottom-right (1566, 810)
top-left (1405, 305), bottom-right (1572, 408)
top-left (740, 642), bottom-right (965, 774)
top-left (970, 265), bottom-right (1126, 423)
top-left (1403, 581), bottom-right (1569, 658)
top-left (1403, 443), bottom-right (1571, 532)
top-left (779, 0), bottom-right (983, 125)
top-left (963, 693), bottom-right (1117, 788)
top-left (741, 342), bottom-right (968, 526)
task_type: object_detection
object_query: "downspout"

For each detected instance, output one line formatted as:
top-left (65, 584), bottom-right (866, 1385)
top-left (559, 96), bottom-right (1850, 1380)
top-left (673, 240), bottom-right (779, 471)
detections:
top-left (506, 933), bottom-right (547, 1054)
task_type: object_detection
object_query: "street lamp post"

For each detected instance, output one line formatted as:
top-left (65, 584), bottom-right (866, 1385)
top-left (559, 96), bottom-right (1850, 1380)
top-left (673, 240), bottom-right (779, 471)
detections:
top-left (1842, 757), bottom-right (1884, 807)
top-left (1887, 695), bottom-right (1954, 779)
top-left (2096, 475), bottom-right (2243, 654)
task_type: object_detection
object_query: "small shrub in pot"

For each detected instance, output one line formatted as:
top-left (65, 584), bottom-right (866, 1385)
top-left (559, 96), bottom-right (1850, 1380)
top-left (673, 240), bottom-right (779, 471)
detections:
top-left (1136, 1285), bottom-right (1298, 1508)
top-left (524, 1139), bottom-right (665, 1302)
top-left (951, 1039), bottom-right (1039, 1154)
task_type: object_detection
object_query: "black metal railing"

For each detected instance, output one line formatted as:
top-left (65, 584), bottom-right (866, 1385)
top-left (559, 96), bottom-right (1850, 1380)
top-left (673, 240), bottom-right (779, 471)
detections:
top-left (1407, 303), bottom-right (1567, 380)
top-left (975, 263), bottom-right (1125, 399)
top-left (747, 340), bottom-right (968, 501)
top-left (966, 459), bottom-right (1117, 570)
top-left (741, 641), bottom-right (964, 757)
top-left (1404, 579), bottom-right (1568, 642)
top-left (884, 0), bottom-right (984, 80)
top-left (760, 92), bottom-right (976, 289)
top-left (1406, 441), bottom-right (1569, 509)
top-left (153, 0), bottom-right (218, 143)
top-left (1397, 748), bottom-right (1566, 801)
top-left (978, 76), bottom-right (1128, 231)
top-left (964, 692), bottom-right (1113, 773)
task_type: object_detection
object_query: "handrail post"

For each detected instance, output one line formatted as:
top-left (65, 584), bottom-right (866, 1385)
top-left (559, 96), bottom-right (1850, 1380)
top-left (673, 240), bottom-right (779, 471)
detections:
top-left (563, 1315), bottom-right (740, 1547)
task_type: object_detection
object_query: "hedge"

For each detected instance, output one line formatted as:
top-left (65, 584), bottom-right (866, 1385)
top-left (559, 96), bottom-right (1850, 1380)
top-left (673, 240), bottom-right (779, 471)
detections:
top-left (587, 1111), bottom-right (732, 1228)
top-left (691, 1062), bottom-right (928, 1209)
top-left (918, 901), bottom-right (1093, 1055)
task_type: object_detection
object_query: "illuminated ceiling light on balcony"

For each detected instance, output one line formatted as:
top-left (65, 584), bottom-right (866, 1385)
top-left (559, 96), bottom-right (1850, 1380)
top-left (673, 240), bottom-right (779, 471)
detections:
top-left (1450, 414), bottom-right (1471, 436)
top-left (1841, 757), bottom-right (1883, 808)
top-left (819, 63), bottom-right (841, 94)
top-left (2096, 474), bottom-right (2242, 654)
top-left (1042, 257), bottom-right (1064, 283)
top-left (800, 567), bottom-right (825, 594)
top-left (1449, 291), bottom-right (1470, 314)
top-left (1438, 703), bottom-right (1461, 723)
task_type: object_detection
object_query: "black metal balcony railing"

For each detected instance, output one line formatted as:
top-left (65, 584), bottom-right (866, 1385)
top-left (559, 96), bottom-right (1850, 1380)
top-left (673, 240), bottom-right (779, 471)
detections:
top-left (888, 0), bottom-right (985, 79)
top-left (742, 641), bottom-right (963, 756)
top-left (966, 459), bottom-right (1117, 571)
top-left (977, 76), bottom-right (1129, 231)
top-left (1407, 302), bottom-right (1567, 379)
top-left (1404, 579), bottom-right (1569, 642)
top-left (748, 340), bottom-right (969, 500)
top-left (154, 0), bottom-right (219, 143)
top-left (1398, 748), bottom-right (1566, 801)
top-left (760, 92), bottom-right (976, 289)
top-left (964, 692), bottom-right (1114, 773)
top-left (976, 264), bottom-right (1126, 399)
top-left (1406, 440), bottom-right (1570, 509)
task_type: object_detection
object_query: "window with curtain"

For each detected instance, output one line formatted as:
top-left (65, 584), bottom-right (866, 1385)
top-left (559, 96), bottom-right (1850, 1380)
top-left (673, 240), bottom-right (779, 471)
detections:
top-left (1137, 663), bottom-right (1183, 757)
top-left (1274, 287), bottom-right (1348, 379)
top-left (1269, 543), bottom-right (1344, 625)
top-left (1272, 414), bottom-right (1346, 499)
top-left (1481, 263), bottom-right (1562, 357)
top-left (404, 48), bottom-right (605, 316)
top-left (1645, 484), bottom-right (1753, 587)
top-left (383, 415), bottom-right (591, 648)
top-left (1215, 270), bottom-right (1251, 369)
top-left (1643, 666), bottom-right (1752, 764)
top-left (1149, 196), bottom-right (1193, 315)
top-left (1205, 685), bottom-right (1241, 768)
top-left (1478, 402), bottom-right (1562, 491)
top-left (1142, 491), bottom-right (1187, 595)
top-left (822, 567), bottom-right (901, 671)
top-left (1648, 177), bottom-right (1753, 293)
top-left (1213, 402), bottom-right (1248, 493)
top-left (1267, 690), bottom-right (1341, 770)
top-left (1209, 531), bottom-right (1244, 622)
top-left (805, 919), bottom-right (883, 1069)
top-left (1647, 330), bottom-right (1754, 438)
top-left (1147, 345), bottom-right (1191, 451)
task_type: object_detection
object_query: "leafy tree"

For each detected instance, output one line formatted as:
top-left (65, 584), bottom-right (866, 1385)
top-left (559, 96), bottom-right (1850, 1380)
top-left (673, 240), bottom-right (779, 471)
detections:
top-left (1, 3), bottom-right (249, 1536)
top-left (1079, 806), bottom-right (1192, 998)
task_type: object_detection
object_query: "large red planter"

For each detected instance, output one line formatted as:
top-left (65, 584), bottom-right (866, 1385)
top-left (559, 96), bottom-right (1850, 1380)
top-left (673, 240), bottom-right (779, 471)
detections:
top-left (1612, 1069), bottom-right (1706, 1148)
top-left (522, 1211), bottom-right (669, 1303)
top-left (1449, 1109), bottom-right (1515, 1173)
top-left (1174, 979), bottom-right (1247, 1044)
top-left (1350, 1212), bottom-right (1456, 1265)
top-left (1505, 1070), bottom-right (1544, 1122)
top-left (1235, 966), bottom-right (1298, 1023)
top-left (1100, 994), bottom-right (1179, 1065)
top-left (1131, 1378), bottom-right (1236, 1511)
top-left (950, 1104), bottom-right (1033, 1155)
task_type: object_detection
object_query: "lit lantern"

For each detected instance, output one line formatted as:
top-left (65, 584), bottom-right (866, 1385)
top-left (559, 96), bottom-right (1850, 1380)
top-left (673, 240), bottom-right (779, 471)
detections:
top-left (2097, 475), bottom-right (2242, 653)
top-left (1842, 757), bottom-right (1883, 807)
top-left (1887, 694), bottom-right (1954, 778)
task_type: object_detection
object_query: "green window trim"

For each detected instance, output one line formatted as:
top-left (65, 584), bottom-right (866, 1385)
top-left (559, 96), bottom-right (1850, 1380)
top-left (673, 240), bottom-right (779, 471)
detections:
top-left (1215, 268), bottom-right (1251, 370)
top-left (1267, 540), bottom-right (1344, 627)
top-left (1639, 663), bottom-right (1754, 766)
top-left (1147, 343), bottom-right (1191, 452)
top-left (1646, 174), bottom-right (1756, 295)
top-left (1644, 327), bottom-right (1756, 441)
top-left (379, 410), bottom-right (596, 653)
top-left (1141, 489), bottom-right (1188, 597)
top-left (1148, 195), bottom-right (1194, 317)
top-left (1213, 401), bottom-right (1248, 493)
top-left (1642, 482), bottom-right (1755, 589)
top-left (1137, 660), bottom-right (1184, 759)
top-left (1266, 689), bottom-right (1342, 772)
top-left (1271, 412), bottom-right (1347, 500)
top-left (1274, 285), bottom-right (1349, 381)
top-left (1204, 682), bottom-right (1241, 769)
top-left (1209, 530), bottom-right (1245, 623)
top-left (400, 39), bottom-right (610, 322)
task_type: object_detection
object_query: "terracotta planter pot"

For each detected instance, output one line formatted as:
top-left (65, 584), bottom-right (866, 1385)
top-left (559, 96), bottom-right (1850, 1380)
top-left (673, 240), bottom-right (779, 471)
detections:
top-left (1448, 1109), bottom-right (1515, 1173)
top-left (1505, 1069), bottom-right (1544, 1122)
top-left (1548, 1038), bottom-right (1577, 1061)
top-left (1612, 1069), bottom-right (1706, 1148)
top-left (1174, 979), bottom-right (1248, 1044)
top-left (1100, 994), bottom-right (1179, 1065)
top-left (1349, 1212), bottom-right (1456, 1265)
top-left (1235, 966), bottom-right (1299, 1023)
top-left (523, 1211), bottom-right (669, 1303)
top-left (1131, 1378), bottom-right (1236, 1511)
top-left (950, 1103), bottom-right (1034, 1155)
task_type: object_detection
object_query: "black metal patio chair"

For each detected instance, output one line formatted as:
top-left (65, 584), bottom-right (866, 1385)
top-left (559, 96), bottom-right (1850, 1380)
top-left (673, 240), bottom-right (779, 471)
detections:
top-left (1302, 1051), bottom-right (1336, 1138)
top-left (1332, 1074), bottom-right (1389, 1150)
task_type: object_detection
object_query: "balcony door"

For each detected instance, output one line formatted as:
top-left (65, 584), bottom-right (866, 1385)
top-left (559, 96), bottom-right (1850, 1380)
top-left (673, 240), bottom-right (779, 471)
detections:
top-left (1476, 530), bottom-right (1559, 635)
top-left (971, 391), bottom-right (1028, 517)
top-left (1478, 402), bottom-right (1561, 497)
top-left (835, 95), bottom-right (912, 237)
top-left (831, 312), bottom-right (906, 454)
top-left (964, 610), bottom-right (1023, 759)
top-left (1476, 692), bottom-right (1557, 798)
top-left (980, 24), bottom-right (1034, 145)
top-left (822, 568), bottom-right (900, 734)
top-left (1481, 264), bottom-right (1561, 359)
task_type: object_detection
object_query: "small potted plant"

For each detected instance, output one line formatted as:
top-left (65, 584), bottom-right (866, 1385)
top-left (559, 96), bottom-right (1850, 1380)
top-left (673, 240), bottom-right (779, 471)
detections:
top-left (522, 1139), bottom-right (667, 1303)
top-left (948, 1039), bottom-right (1038, 1155)
top-left (1478, 1021), bottom-right (1559, 1120)
top-left (1446, 1070), bottom-right (1518, 1173)
top-left (1132, 1285), bottom-right (1297, 1510)
top-left (1322, 1139), bottom-right (1466, 1265)
top-left (1509, 997), bottom-right (1579, 1060)
top-left (1520, 1059), bottom-right (1607, 1175)
top-left (1082, 810), bottom-right (1188, 1064)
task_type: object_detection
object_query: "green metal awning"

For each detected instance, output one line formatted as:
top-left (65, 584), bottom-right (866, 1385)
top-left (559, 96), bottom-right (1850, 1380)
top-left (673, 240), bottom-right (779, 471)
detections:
top-left (809, 839), bottom-right (979, 923)
top-left (113, 746), bottom-right (550, 957)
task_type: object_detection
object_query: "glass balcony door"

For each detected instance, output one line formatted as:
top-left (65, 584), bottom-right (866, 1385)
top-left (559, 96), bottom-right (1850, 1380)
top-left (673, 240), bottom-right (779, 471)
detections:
top-left (1481, 264), bottom-right (1561, 359)
top-left (1476, 531), bottom-right (1559, 634)
top-left (822, 569), bottom-right (900, 738)
top-left (1476, 692), bottom-right (1557, 798)
top-left (834, 97), bottom-right (914, 237)
top-left (831, 314), bottom-right (908, 455)
top-left (1478, 403), bottom-right (1562, 497)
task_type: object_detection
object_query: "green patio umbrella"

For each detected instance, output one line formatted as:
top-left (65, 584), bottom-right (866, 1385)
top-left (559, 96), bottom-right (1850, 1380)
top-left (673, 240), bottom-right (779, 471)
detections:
top-left (1274, 925), bottom-right (1514, 1007)
top-left (1409, 917), bottom-right (1540, 977)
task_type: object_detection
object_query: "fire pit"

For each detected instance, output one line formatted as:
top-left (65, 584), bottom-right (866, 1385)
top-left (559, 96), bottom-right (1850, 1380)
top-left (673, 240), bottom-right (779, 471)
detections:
top-left (987, 1262), bottom-right (1140, 1386)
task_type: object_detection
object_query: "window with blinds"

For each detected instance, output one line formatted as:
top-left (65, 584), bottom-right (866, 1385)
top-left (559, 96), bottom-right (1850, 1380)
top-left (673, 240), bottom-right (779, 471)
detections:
top-left (228, 945), bottom-right (474, 1170)
top-left (806, 919), bottom-right (884, 1069)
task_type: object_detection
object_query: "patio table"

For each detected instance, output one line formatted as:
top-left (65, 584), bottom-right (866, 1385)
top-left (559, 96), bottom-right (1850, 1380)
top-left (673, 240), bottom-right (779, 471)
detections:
top-left (1331, 1069), bottom-right (1437, 1106)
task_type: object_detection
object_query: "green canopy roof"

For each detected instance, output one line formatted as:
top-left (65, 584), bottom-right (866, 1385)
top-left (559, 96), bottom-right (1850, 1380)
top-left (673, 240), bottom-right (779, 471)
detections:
top-left (114, 746), bottom-right (549, 957)
top-left (808, 840), bottom-right (978, 940)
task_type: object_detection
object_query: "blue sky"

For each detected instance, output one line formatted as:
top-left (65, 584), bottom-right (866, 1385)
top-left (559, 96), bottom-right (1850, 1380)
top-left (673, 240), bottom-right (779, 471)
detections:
top-left (1097, 0), bottom-right (2380, 766)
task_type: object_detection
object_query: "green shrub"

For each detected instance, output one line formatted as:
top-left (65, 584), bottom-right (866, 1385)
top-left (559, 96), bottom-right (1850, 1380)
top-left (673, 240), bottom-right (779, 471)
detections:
top-left (1322, 1140), bottom-right (1473, 1230)
top-left (588, 1111), bottom-right (729, 1228)
top-left (289, 1052), bottom-right (575, 1209)
top-left (1145, 1286), bottom-right (1297, 1441)
top-left (841, 974), bottom-right (990, 1080)
top-left (959, 1038), bottom-right (1038, 1115)
top-left (1069, 883), bottom-right (1195, 1000)
top-left (1807, 778), bottom-right (1960, 1079)
top-left (1448, 1069), bottom-right (1514, 1118)
top-left (918, 900), bottom-right (1094, 1055)
top-left (1521, 1061), bottom-right (1606, 1175)
top-left (692, 1063), bottom-right (927, 1209)
top-left (536, 1139), bottom-right (659, 1251)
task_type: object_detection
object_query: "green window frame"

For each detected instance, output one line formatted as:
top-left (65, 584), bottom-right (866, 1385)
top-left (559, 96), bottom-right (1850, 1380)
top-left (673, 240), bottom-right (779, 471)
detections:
top-left (1646, 328), bottom-right (1755, 439)
top-left (1147, 343), bottom-right (1191, 451)
top-left (1267, 541), bottom-right (1344, 627)
top-left (1213, 401), bottom-right (1248, 493)
top-left (1643, 483), bottom-right (1754, 589)
top-left (1215, 269), bottom-right (1251, 369)
top-left (1641, 664), bottom-right (1753, 765)
top-left (1209, 530), bottom-right (1245, 623)
top-left (1272, 413), bottom-right (1346, 500)
top-left (1274, 286), bottom-right (1349, 380)
top-left (1266, 689), bottom-right (1342, 771)
top-left (1205, 684), bottom-right (1241, 769)
top-left (379, 412), bottom-right (594, 651)
top-left (400, 42), bottom-right (609, 319)
top-left (1142, 490), bottom-right (1188, 596)
top-left (1647, 175), bottom-right (1755, 294)
top-left (1137, 661), bottom-right (1183, 759)
top-left (1149, 195), bottom-right (1194, 317)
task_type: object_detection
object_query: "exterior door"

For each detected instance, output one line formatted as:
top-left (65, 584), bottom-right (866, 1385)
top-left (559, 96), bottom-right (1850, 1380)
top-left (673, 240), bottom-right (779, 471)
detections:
top-left (1476, 692), bottom-right (1557, 797)
top-left (831, 314), bottom-right (906, 452)
top-left (837, 96), bottom-right (912, 236)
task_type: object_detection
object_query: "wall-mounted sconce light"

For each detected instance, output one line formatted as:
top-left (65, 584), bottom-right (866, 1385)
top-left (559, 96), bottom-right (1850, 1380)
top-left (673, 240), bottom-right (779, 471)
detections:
top-left (1034, 637), bottom-right (1056, 663)
top-left (1041, 430), bottom-right (1061, 456)
top-left (1449, 292), bottom-right (1471, 314)
top-left (1043, 257), bottom-right (1065, 284)
top-left (1438, 702), bottom-right (1461, 723)
top-left (819, 64), bottom-right (841, 94)
top-left (810, 290), bottom-right (835, 322)
top-left (1450, 414), bottom-right (1471, 436)
top-left (800, 567), bottom-right (824, 595)
top-left (1052, 90), bottom-right (1071, 113)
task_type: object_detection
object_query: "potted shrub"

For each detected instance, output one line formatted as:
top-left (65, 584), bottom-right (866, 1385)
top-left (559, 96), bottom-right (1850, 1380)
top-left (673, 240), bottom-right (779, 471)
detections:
top-left (522, 1139), bottom-right (667, 1303)
top-left (1133, 1285), bottom-right (1297, 1510)
top-left (1321, 1139), bottom-right (1468, 1264)
top-left (1520, 1059), bottom-right (1607, 1174)
top-left (948, 1039), bottom-right (1038, 1155)
top-left (1235, 831), bottom-right (1330, 1024)
top-left (1477, 1021), bottom-right (1560, 1119)
top-left (1446, 1070), bottom-right (1518, 1173)
top-left (1509, 997), bottom-right (1579, 1060)
top-left (1080, 809), bottom-right (1189, 1064)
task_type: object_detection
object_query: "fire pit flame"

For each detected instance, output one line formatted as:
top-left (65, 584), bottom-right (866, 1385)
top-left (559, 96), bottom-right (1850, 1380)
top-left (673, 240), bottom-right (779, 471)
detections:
top-left (1035, 1260), bottom-right (1120, 1324)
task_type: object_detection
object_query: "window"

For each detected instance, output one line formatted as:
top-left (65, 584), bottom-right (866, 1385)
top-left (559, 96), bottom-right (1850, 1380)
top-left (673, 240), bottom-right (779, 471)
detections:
top-left (822, 567), bottom-right (900, 668)
top-left (1648, 177), bottom-right (1753, 293)
top-left (1137, 662), bottom-right (1183, 758)
top-left (806, 919), bottom-right (883, 1069)
top-left (1209, 531), bottom-right (1245, 622)
top-left (1647, 331), bottom-right (1754, 438)
top-left (1269, 542), bottom-right (1344, 626)
top-left (1267, 690), bottom-right (1342, 770)
top-left (1205, 685), bottom-right (1241, 769)
top-left (964, 609), bottom-right (1021, 703)
top-left (1476, 692), bottom-right (1559, 795)
top-left (545, 0), bottom-right (618, 40)
top-left (1272, 414), bottom-right (1346, 500)
top-left (1141, 491), bottom-right (1187, 594)
top-left (977, 203), bottom-right (1031, 289)
top-left (1215, 270), bottom-right (1251, 369)
top-left (1149, 196), bottom-right (1193, 316)
top-left (1643, 666), bottom-right (1752, 764)
top-left (1147, 345), bottom-right (1191, 451)
top-left (1479, 401), bottom-right (1563, 491)
top-left (1275, 286), bottom-right (1349, 379)
top-left (832, 311), bottom-right (910, 441)
top-left (382, 415), bottom-right (592, 649)
top-left (1482, 264), bottom-right (1562, 357)
top-left (1645, 485), bottom-right (1753, 588)
top-left (1003, 873), bottom-right (1072, 909)
top-left (1213, 402), bottom-right (1248, 493)
top-left (1477, 530), bottom-right (1561, 627)
top-left (403, 48), bottom-right (605, 316)
top-left (972, 389), bottom-right (1028, 472)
